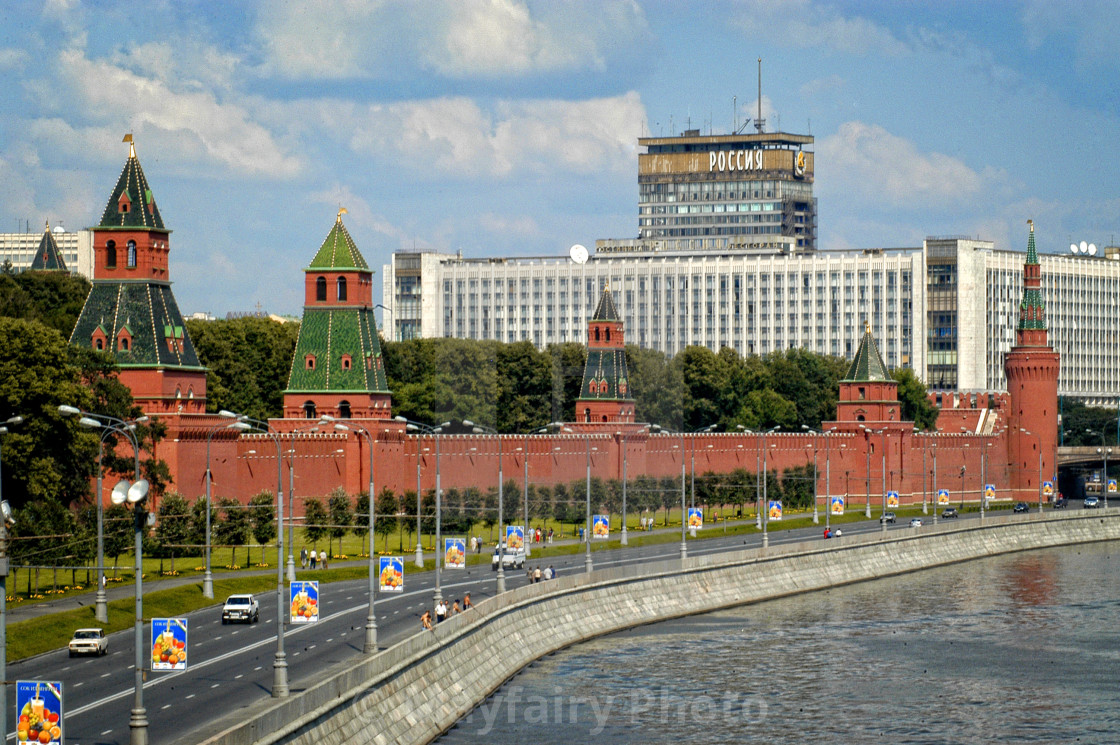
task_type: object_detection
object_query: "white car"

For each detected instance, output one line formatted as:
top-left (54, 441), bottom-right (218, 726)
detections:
top-left (909, 518), bottom-right (923, 528)
top-left (491, 543), bottom-right (526, 570)
top-left (221, 594), bottom-right (260, 624)
top-left (69, 628), bottom-right (108, 657)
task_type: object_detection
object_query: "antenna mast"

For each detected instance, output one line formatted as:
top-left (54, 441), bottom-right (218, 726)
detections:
top-left (755, 58), bottom-right (766, 134)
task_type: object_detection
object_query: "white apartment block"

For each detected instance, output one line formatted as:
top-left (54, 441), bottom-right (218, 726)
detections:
top-left (0, 227), bottom-right (94, 279)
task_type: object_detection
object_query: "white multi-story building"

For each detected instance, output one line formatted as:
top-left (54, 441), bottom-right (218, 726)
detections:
top-left (383, 245), bottom-right (924, 372)
top-left (0, 226), bottom-right (94, 279)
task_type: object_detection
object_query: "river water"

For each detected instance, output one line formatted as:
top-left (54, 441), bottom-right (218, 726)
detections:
top-left (437, 541), bottom-right (1120, 744)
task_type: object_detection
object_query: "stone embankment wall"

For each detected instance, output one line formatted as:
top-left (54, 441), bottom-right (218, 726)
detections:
top-left (199, 511), bottom-right (1120, 745)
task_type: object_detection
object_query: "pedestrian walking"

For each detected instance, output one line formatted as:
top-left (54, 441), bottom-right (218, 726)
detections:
top-left (526, 566), bottom-right (533, 583)
top-left (309, 549), bottom-right (317, 569)
top-left (543, 565), bottom-right (553, 581)
top-left (534, 566), bottom-right (542, 583)
top-left (435, 600), bottom-right (447, 623)
top-left (300, 548), bottom-right (308, 568)
top-left (451, 599), bottom-right (461, 615)
top-left (550, 564), bottom-right (557, 578)
top-left (420, 610), bottom-right (433, 630)
top-left (469, 536), bottom-right (476, 553)
top-left (547, 527), bottom-right (554, 543)
top-left (463, 592), bottom-right (473, 610)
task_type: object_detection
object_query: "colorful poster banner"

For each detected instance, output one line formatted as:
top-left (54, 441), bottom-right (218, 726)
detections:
top-left (830, 495), bottom-right (845, 515)
top-left (768, 500), bottom-right (783, 520)
top-left (592, 514), bottom-right (610, 538)
top-left (984, 484), bottom-right (996, 500)
top-left (1043, 481), bottom-right (1054, 497)
top-left (687, 507), bottom-right (703, 530)
top-left (887, 491), bottom-right (899, 508)
top-left (1109, 479), bottom-right (1117, 494)
top-left (151, 618), bottom-right (188, 671)
top-left (289, 580), bottom-right (319, 623)
top-left (16, 681), bottom-right (62, 745)
top-left (444, 538), bottom-right (466, 569)
top-left (505, 525), bottom-right (525, 551)
top-left (937, 488), bottom-right (950, 505)
top-left (379, 556), bottom-right (404, 593)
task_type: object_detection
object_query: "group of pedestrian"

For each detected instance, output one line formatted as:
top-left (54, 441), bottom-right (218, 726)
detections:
top-left (526, 565), bottom-right (555, 583)
top-left (300, 547), bottom-right (327, 569)
top-left (424, 592), bottom-right (474, 630)
top-left (469, 536), bottom-right (484, 553)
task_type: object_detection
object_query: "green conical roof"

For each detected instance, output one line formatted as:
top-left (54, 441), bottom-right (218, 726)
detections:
top-left (578, 348), bottom-right (632, 401)
top-left (307, 211), bottom-right (369, 271)
top-left (96, 139), bottom-right (166, 231)
top-left (843, 322), bottom-right (891, 382)
top-left (1018, 220), bottom-right (1046, 331)
top-left (30, 223), bottom-right (68, 271)
top-left (285, 307), bottom-right (388, 393)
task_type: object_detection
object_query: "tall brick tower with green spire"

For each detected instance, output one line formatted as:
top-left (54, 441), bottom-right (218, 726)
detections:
top-left (70, 137), bottom-right (207, 413)
top-left (282, 210), bottom-right (391, 421)
top-left (1005, 220), bottom-right (1059, 499)
top-left (573, 285), bottom-right (635, 426)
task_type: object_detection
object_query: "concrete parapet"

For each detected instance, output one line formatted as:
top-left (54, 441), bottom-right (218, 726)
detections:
top-left (197, 510), bottom-right (1120, 745)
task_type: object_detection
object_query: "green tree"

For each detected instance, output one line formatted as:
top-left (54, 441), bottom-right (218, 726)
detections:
top-left (496, 341), bottom-right (551, 433)
top-left (302, 497), bottom-right (328, 551)
top-left (215, 496), bottom-right (251, 568)
top-left (248, 491), bottom-right (277, 565)
top-left (544, 342), bottom-right (587, 425)
top-left (893, 368), bottom-right (940, 431)
top-left (102, 503), bottom-right (133, 579)
top-left (0, 270), bottom-right (92, 336)
top-left (188, 497), bottom-right (217, 558)
top-left (374, 487), bottom-right (399, 554)
top-left (154, 491), bottom-right (192, 572)
top-left (626, 345), bottom-right (685, 430)
top-left (326, 488), bottom-right (352, 557)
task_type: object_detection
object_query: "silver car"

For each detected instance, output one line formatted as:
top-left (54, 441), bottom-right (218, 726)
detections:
top-left (69, 628), bottom-right (108, 657)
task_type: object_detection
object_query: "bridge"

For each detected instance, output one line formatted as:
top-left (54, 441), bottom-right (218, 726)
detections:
top-left (197, 509), bottom-right (1120, 745)
top-left (1058, 445), bottom-right (1115, 468)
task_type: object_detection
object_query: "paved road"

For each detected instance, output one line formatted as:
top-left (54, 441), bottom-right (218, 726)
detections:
top-left (5, 504), bottom-right (1072, 745)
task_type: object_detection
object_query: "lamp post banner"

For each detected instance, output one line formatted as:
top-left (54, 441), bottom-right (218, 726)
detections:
top-left (1043, 481), bottom-right (1054, 498)
top-left (1109, 479), bottom-right (1117, 494)
top-left (592, 514), bottom-right (610, 539)
top-left (984, 484), bottom-right (996, 501)
top-left (687, 507), bottom-right (703, 531)
top-left (289, 580), bottom-right (319, 623)
top-left (444, 538), bottom-right (466, 569)
top-left (378, 557), bottom-right (404, 593)
top-left (505, 525), bottom-right (525, 551)
top-left (768, 500), bottom-right (783, 520)
top-left (830, 495), bottom-right (845, 515)
top-left (887, 491), bottom-right (899, 508)
top-left (16, 681), bottom-right (62, 745)
top-left (938, 488), bottom-right (950, 505)
top-left (151, 618), bottom-right (188, 670)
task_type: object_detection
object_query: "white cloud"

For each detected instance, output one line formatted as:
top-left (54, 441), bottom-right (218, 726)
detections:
top-left (50, 47), bottom-right (301, 178)
top-left (818, 121), bottom-right (983, 208)
top-left (329, 91), bottom-right (644, 178)
top-left (478, 212), bottom-right (538, 236)
top-left (733, 0), bottom-right (908, 56)
top-left (255, 0), bottom-right (649, 80)
top-left (0, 48), bottom-right (29, 71)
top-left (1021, 0), bottom-right (1120, 72)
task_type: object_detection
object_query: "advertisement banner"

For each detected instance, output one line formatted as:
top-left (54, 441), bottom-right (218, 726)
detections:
top-left (887, 491), bottom-right (899, 508)
top-left (444, 538), bottom-right (465, 569)
top-left (1043, 481), bottom-right (1054, 498)
top-left (16, 681), bottom-right (62, 745)
top-left (1109, 479), bottom-right (1117, 494)
top-left (937, 488), bottom-right (950, 505)
top-left (768, 500), bottom-right (783, 520)
top-left (687, 507), bottom-right (703, 530)
top-left (830, 495), bottom-right (845, 515)
top-left (289, 580), bottom-right (319, 623)
top-left (592, 514), bottom-right (610, 539)
top-left (151, 618), bottom-right (188, 671)
top-left (379, 556), bottom-right (404, 593)
top-left (505, 525), bottom-right (525, 551)
top-left (984, 484), bottom-right (996, 501)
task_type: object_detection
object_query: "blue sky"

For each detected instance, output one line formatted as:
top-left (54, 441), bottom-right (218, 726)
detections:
top-left (2, 0), bottom-right (1118, 317)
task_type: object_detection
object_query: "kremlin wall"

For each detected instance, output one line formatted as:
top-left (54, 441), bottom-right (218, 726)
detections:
top-left (69, 144), bottom-right (1059, 520)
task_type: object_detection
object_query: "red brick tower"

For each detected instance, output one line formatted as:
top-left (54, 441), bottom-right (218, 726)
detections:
top-left (573, 286), bottom-right (635, 427)
top-left (1005, 221), bottom-right (1060, 499)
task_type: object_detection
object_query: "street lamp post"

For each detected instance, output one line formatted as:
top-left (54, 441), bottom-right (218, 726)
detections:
top-left (93, 414), bottom-right (147, 622)
top-left (0, 415), bottom-right (23, 745)
top-left (557, 425), bottom-right (595, 573)
top-left (467, 423), bottom-right (506, 593)
top-left (396, 418), bottom-right (448, 605)
top-left (203, 412), bottom-right (241, 598)
top-left (688, 425), bottom-right (717, 536)
top-left (332, 421), bottom-right (379, 652)
top-left (63, 407), bottom-right (149, 745)
top-left (931, 440), bottom-right (939, 525)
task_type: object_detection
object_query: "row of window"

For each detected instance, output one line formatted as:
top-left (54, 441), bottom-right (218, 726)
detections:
top-left (104, 240), bottom-right (137, 269)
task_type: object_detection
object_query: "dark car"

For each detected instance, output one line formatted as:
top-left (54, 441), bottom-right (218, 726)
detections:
top-left (1013, 502), bottom-right (1030, 513)
top-left (879, 511), bottom-right (896, 524)
top-left (941, 507), bottom-right (958, 519)
top-left (1052, 497), bottom-right (1068, 509)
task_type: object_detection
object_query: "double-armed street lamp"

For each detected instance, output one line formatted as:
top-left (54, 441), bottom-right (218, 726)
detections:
top-left (1087, 429), bottom-right (1112, 509)
top-left (465, 422), bottom-right (508, 592)
top-left (555, 424), bottom-right (596, 573)
top-left (61, 406), bottom-right (151, 745)
top-left (618, 425), bottom-right (652, 546)
top-left (736, 425), bottom-right (779, 547)
top-left (0, 414), bottom-right (22, 745)
top-left (649, 424), bottom-right (689, 558)
top-left (395, 417), bottom-right (449, 605)
top-left (688, 424), bottom-right (718, 536)
top-left (203, 410), bottom-right (246, 598)
top-left (325, 417), bottom-right (380, 653)
top-left (801, 425), bottom-right (838, 525)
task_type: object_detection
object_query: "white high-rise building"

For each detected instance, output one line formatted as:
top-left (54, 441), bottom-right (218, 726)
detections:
top-left (0, 226), bottom-right (94, 279)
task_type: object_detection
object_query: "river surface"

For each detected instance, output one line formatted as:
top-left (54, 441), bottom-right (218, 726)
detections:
top-left (437, 541), bottom-right (1120, 744)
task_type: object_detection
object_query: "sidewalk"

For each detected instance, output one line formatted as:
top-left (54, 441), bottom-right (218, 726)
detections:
top-left (5, 516), bottom-right (756, 623)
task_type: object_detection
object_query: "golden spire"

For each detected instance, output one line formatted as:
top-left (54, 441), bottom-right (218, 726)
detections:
top-left (122, 133), bottom-right (135, 158)
top-left (1027, 218), bottom-right (1034, 233)
top-left (337, 207), bottom-right (348, 223)
top-left (864, 319), bottom-right (870, 333)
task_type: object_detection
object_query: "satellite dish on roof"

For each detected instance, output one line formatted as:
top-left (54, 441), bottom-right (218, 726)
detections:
top-left (1089, 243), bottom-right (1098, 255)
top-left (569, 244), bottom-right (589, 264)
top-left (1080, 241), bottom-right (1088, 253)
